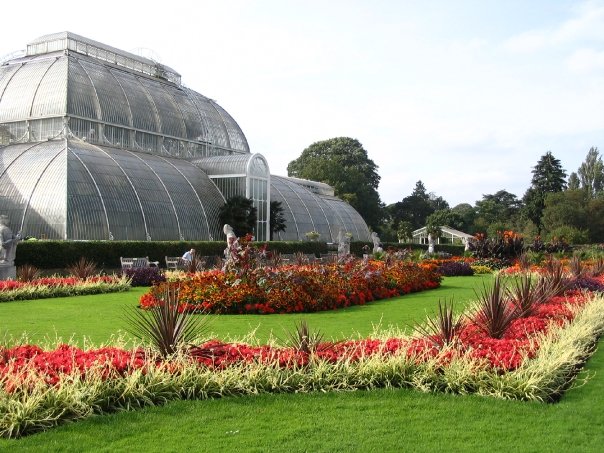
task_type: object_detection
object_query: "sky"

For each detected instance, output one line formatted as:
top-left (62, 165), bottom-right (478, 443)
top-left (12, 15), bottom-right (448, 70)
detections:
top-left (1, 0), bottom-right (603, 207)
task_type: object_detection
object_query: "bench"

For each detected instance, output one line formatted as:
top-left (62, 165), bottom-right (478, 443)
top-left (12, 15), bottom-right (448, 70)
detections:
top-left (165, 256), bottom-right (185, 270)
top-left (120, 256), bottom-right (159, 269)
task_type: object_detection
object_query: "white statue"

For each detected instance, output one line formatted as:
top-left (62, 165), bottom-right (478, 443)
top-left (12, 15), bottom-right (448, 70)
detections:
top-left (427, 233), bottom-right (435, 254)
top-left (337, 230), bottom-right (351, 258)
top-left (463, 237), bottom-right (470, 252)
top-left (0, 215), bottom-right (21, 265)
top-left (223, 224), bottom-right (238, 261)
top-left (371, 232), bottom-right (383, 254)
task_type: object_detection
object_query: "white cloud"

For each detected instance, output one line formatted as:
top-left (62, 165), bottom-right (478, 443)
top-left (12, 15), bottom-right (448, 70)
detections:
top-left (566, 48), bottom-right (604, 73)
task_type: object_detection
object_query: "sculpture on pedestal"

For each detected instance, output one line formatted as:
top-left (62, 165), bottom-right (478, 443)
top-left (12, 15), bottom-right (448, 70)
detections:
top-left (0, 215), bottom-right (20, 266)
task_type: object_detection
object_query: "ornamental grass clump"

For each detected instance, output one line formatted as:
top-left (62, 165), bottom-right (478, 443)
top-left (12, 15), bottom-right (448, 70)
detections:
top-left (124, 284), bottom-right (210, 358)
top-left (473, 275), bottom-right (517, 339)
top-left (66, 257), bottom-right (98, 279)
top-left (413, 298), bottom-right (464, 348)
top-left (16, 264), bottom-right (40, 282)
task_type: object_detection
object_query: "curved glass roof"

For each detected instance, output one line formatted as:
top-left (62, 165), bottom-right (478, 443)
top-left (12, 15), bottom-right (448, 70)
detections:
top-left (192, 153), bottom-right (269, 178)
top-left (0, 32), bottom-right (249, 156)
top-left (0, 139), bottom-right (225, 240)
top-left (271, 175), bottom-right (371, 242)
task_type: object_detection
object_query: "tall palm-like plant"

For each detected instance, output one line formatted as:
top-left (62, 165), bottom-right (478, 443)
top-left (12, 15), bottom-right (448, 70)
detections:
top-left (124, 284), bottom-right (209, 358)
top-left (473, 275), bottom-right (517, 339)
top-left (414, 298), bottom-right (464, 348)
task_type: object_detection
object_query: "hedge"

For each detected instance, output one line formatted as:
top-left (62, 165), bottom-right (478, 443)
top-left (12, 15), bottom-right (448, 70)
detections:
top-left (14, 240), bottom-right (464, 270)
top-left (350, 242), bottom-right (465, 257)
top-left (14, 240), bottom-right (328, 270)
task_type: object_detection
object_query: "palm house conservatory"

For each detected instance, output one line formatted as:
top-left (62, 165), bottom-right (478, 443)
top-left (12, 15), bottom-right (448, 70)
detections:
top-left (0, 32), bottom-right (371, 242)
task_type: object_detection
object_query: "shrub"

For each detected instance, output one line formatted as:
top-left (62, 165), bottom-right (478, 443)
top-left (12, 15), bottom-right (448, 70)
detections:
top-left (123, 267), bottom-right (166, 287)
top-left (436, 261), bottom-right (474, 277)
top-left (470, 265), bottom-right (493, 274)
top-left (469, 231), bottom-right (524, 260)
top-left (572, 277), bottom-right (604, 293)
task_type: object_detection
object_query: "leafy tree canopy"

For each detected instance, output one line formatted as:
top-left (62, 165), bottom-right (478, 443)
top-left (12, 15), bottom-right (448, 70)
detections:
top-left (577, 147), bottom-right (604, 198)
top-left (287, 137), bottom-right (383, 229)
top-left (386, 181), bottom-right (448, 231)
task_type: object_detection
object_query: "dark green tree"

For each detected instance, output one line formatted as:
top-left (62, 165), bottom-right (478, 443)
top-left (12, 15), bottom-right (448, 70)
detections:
top-left (218, 195), bottom-right (257, 238)
top-left (474, 190), bottom-right (522, 234)
top-left (522, 151), bottom-right (567, 234)
top-left (269, 200), bottom-right (287, 241)
top-left (386, 180), bottom-right (438, 230)
top-left (578, 147), bottom-right (604, 198)
top-left (287, 137), bottom-right (383, 229)
top-left (451, 203), bottom-right (477, 233)
top-left (425, 209), bottom-right (466, 232)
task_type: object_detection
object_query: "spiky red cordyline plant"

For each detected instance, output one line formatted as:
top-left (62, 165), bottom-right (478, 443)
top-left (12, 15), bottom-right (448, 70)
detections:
top-left (541, 258), bottom-right (571, 297)
top-left (414, 298), bottom-right (464, 348)
top-left (507, 273), bottom-right (542, 318)
top-left (569, 255), bottom-right (585, 278)
top-left (16, 264), bottom-right (40, 282)
top-left (124, 283), bottom-right (210, 358)
top-left (286, 320), bottom-right (325, 354)
top-left (473, 275), bottom-right (517, 339)
top-left (589, 257), bottom-right (604, 277)
top-left (67, 257), bottom-right (98, 279)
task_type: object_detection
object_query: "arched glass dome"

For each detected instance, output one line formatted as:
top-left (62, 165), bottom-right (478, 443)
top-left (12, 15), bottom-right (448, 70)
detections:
top-left (0, 32), bottom-right (373, 244)
top-left (0, 32), bottom-right (249, 157)
top-left (270, 175), bottom-right (371, 242)
top-left (0, 138), bottom-right (225, 240)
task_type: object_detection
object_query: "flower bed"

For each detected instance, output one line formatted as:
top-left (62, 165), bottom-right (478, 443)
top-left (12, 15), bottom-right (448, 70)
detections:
top-left (1, 277), bottom-right (603, 438)
top-left (140, 260), bottom-right (442, 314)
top-left (0, 275), bottom-right (131, 302)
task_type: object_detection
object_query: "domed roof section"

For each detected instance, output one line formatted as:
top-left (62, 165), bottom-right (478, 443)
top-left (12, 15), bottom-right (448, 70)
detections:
top-left (0, 138), bottom-right (225, 241)
top-left (0, 32), bottom-right (249, 156)
top-left (270, 175), bottom-right (371, 242)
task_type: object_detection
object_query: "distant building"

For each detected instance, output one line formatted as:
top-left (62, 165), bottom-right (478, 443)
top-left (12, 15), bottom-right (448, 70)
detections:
top-left (0, 32), bottom-right (371, 242)
top-left (412, 226), bottom-right (473, 245)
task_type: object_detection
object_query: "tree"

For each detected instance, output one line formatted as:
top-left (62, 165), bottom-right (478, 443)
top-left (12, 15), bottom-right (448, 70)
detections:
top-left (287, 137), bottom-right (383, 229)
top-left (567, 172), bottom-right (580, 190)
top-left (387, 181), bottom-right (436, 230)
top-left (269, 200), bottom-right (287, 241)
top-left (218, 195), bottom-right (257, 238)
top-left (425, 209), bottom-right (465, 232)
top-left (451, 203), bottom-right (477, 233)
top-left (473, 190), bottom-right (521, 234)
top-left (577, 147), bottom-right (604, 198)
top-left (522, 151), bottom-right (567, 234)
top-left (396, 221), bottom-right (414, 243)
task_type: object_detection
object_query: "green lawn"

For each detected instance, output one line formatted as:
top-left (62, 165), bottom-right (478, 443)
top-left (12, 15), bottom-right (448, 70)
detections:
top-left (1, 275), bottom-right (603, 452)
top-left (0, 276), bottom-right (487, 346)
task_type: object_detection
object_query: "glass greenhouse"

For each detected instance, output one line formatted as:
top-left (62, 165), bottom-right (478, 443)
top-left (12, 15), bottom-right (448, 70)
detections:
top-left (0, 32), bottom-right (371, 242)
